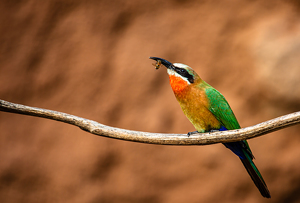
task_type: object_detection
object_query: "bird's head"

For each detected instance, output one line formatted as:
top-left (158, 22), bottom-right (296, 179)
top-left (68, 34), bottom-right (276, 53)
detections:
top-left (150, 57), bottom-right (201, 93)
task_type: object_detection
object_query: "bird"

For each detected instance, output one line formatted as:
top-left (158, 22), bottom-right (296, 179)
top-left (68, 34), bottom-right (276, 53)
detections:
top-left (149, 57), bottom-right (271, 198)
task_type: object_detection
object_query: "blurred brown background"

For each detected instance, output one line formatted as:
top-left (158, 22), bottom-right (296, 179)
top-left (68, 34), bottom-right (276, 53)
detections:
top-left (1, 0), bottom-right (300, 202)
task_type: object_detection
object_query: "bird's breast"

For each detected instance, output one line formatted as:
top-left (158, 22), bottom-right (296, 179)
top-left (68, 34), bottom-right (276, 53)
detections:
top-left (173, 85), bottom-right (221, 132)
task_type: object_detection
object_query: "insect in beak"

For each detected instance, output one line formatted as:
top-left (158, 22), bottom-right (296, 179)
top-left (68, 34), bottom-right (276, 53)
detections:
top-left (152, 59), bottom-right (162, 70)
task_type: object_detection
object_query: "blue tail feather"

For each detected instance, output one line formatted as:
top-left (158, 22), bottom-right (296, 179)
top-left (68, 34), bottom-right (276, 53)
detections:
top-left (217, 126), bottom-right (271, 198)
top-left (218, 126), bottom-right (246, 159)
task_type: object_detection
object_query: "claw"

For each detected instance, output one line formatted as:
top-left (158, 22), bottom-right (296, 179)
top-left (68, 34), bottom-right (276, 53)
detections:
top-left (187, 131), bottom-right (199, 137)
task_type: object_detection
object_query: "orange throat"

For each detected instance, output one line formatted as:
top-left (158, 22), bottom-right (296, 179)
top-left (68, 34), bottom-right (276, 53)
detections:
top-left (168, 75), bottom-right (189, 96)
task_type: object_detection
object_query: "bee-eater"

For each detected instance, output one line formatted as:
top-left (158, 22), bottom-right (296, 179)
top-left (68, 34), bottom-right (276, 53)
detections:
top-left (149, 57), bottom-right (271, 198)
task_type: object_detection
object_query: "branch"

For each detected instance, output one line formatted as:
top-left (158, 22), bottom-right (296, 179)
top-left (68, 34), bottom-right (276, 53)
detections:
top-left (0, 99), bottom-right (299, 145)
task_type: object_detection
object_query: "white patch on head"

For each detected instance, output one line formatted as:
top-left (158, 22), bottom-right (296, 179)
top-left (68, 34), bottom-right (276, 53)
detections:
top-left (173, 63), bottom-right (190, 69)
top-left (167, 63), bottom-right (191, 84)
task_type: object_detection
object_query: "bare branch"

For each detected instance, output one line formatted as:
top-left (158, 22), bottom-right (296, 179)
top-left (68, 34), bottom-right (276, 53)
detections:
top-left (0, 99), bottom-right (299, 145)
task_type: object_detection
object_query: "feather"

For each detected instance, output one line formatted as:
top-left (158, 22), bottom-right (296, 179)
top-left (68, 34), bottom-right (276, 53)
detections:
top-left (205, 86), bottom-right (270, 198)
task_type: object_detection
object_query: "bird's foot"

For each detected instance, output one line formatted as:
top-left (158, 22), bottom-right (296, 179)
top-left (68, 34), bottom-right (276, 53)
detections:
top-left (187, 131), bottom-right (199, 137)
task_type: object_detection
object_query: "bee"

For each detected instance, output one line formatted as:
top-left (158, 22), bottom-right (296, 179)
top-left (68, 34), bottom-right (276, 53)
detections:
top-left (152, 59), bottom-right (162, 70)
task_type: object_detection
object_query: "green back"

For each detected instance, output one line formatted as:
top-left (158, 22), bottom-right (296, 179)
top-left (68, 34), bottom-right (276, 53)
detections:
top-left (205, 86), bottom-right (240, 130)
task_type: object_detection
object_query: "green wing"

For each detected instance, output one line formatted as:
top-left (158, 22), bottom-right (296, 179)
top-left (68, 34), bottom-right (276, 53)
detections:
top-left (205, 86), bottom-right (253, 156)
top-left (205, 87), bottom-right (240, 130)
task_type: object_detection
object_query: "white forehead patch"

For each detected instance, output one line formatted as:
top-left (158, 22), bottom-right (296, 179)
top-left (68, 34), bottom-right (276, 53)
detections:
top-left (173, 63), bottom-right (190, 69)
top-left (167, 66), bottom-right (191, 84)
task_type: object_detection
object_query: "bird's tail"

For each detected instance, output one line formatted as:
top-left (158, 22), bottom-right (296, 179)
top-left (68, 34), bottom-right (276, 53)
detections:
top-left (240, 153), bottom-right (271, 198)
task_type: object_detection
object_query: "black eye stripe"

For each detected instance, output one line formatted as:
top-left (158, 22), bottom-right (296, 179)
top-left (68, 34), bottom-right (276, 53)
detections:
top-left (174, 67), bottom-right (194, 83)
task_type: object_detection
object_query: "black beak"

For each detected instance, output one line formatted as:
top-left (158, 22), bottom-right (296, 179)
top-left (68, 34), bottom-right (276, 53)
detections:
top-left (149, 57), bottom-right (174, 69)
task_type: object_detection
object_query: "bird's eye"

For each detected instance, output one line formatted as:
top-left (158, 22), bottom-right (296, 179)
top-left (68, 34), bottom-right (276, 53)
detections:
top-left (178, 68), bottom-right (188, 76)
top-left (175, 67), bottom-right (194, 83)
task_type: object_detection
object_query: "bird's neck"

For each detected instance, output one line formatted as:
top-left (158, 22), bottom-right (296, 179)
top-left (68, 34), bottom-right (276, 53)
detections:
top-left (168, 74), bottom-right (205, 97)
top-left (168, 75), bottom-right (190, 94)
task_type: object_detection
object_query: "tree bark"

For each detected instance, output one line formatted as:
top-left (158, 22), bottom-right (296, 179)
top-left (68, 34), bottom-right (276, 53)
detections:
top-left (1, 99), bottom-right (299, 145)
